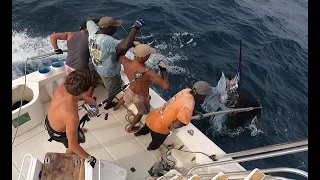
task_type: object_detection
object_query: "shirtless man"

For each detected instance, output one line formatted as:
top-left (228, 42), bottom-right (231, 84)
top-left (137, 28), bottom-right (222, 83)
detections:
top-left (45, 69), bottom-right (98, 167)
top-left (113, 44), bottom-right (169, 132)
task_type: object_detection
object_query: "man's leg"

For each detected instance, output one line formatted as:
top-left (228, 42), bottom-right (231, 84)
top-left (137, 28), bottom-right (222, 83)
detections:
top-left (147, 130), bottom-right (169, 151)
top-left (113, 96), bottom-right (125, 111)
top-left (101, 75), bottom-right (122, 110)
top-left (134, 124), bottom-right (150, 137)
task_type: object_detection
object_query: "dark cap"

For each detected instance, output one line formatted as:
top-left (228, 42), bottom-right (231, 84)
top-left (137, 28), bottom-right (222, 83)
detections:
top-left (79, 22), bottom-right (87, 30)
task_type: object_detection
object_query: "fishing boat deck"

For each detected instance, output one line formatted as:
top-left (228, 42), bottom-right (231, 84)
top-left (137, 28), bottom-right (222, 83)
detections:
top-left (12, 67), bottom-right (246, 180)
top-left (12, 84), bottom-right (192, 180)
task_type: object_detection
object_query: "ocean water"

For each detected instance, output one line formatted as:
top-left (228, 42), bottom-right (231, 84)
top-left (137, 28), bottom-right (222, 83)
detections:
top-left (12, 0), bottom-right (308, 179)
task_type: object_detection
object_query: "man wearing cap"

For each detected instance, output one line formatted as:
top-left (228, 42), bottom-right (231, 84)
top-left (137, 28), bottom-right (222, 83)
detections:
top-left (134, 81), bottom-right (212, 150)
top-left (113, 44), bottom-right (169, 133)
top-left (86, 16), bottom-right (144, 109)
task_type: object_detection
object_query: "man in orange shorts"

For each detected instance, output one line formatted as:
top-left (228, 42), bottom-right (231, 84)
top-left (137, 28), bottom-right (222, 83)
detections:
top-left (113, 44), bottom-right (169, 132)
top-left (134, 81), bottom-right (212, 150)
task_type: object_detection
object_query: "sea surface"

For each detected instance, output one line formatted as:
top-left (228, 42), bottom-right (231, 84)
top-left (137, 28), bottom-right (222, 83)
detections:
top-left (12, 0), bottom-right (308, 179)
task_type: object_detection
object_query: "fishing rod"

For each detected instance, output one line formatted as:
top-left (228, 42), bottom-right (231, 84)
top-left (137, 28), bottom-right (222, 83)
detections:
top-left (191, 106), bottom-right (262, 120)
top-left (79, 58), bottom-right (165, 127)
top-left (27, 50), bottom-right (68, 60)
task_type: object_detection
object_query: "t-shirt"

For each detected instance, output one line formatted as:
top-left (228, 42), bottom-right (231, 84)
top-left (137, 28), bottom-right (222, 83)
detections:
top-left (86, 20), bottom-right (121, 77)
top-left (146, 88), bottom-right (195, 134)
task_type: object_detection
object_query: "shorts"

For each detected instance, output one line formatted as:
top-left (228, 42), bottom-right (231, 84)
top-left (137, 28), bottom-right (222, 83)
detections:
top-left (100, 74), bottom-right (122, 95)
top-left (123, 88), bottom-right (150, 115)
top-left (44, 115), bottom-right (85, 148)
top-left (65, 64), bottom-right (76, 75)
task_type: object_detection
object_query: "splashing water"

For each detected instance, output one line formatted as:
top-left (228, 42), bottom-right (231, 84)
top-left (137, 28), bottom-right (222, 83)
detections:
top-left (12, 29), bottom-right (67, 80)
top-left (201, 72), bottom-right (263, 137)
top-left (12, 30), bottom-right (198, 79)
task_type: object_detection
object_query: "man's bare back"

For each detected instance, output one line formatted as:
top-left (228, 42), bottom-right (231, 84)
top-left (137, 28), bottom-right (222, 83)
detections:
top-left (47, 85), bottom-right (79, 132)
top-left (122, 57), bottom-right (151, 97)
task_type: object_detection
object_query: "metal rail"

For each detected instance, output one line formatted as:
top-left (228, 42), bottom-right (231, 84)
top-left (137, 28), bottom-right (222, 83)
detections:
top-left (27, 49), bottom-right (68, 60)
top-left (214, 139), bottom-right (308, 160)
top-left (186, 145), bottom-right (308, 175)
top-left (157, 167), bottom-right (307, 180)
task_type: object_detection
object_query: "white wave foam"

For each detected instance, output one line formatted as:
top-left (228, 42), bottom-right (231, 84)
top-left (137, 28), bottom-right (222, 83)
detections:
top-left (12, 30), bottom-right (196, 79)
top-left (12, 29), bottom-right (67, 79)
top-left (12, 29), bottom-right (67, 63)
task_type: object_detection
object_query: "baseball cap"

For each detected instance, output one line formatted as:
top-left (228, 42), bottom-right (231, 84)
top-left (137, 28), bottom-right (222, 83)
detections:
top-left (134, 44), bottom-right (157, 58)
top-left (193, 81), bottom-right (212, 96)
top-left (98, 16), bottom-right (123, 28)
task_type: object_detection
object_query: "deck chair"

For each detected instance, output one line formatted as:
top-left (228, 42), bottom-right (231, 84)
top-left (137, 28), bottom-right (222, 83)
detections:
top-left (188, 174), bottom-right (202, 180)
top-left (211, 172), bottom-right (228, 180)
top-left (244, 168), bottom-right (266, 180)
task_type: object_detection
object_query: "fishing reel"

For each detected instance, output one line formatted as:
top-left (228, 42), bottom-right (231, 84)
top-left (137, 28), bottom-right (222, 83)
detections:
top-left (82, 103), bottom-right (99, 118)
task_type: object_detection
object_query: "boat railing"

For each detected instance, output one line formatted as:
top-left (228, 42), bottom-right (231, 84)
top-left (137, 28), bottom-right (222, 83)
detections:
top-left (148, 139), bottom-right (308, 180)
top-left (186, 139), bottom-right (307, 175)
top-left (153, 167), bottom-right (307, 180)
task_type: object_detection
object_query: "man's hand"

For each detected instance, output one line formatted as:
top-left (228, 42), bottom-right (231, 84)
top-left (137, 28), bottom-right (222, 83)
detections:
top-left (158, 61), bottom-right (167, 72)
top-left (195, 112), bottom-right (204, 120)
top-left (193, 110), bottom-right (204, 120)
top-left (86, 155), bottom-right (97, 168)
top-left (133, 41), bottom-right (141, 46)
top-left (54, 49), bottom-right (63, 54)
top-left (132, 19), bottom-right (145, 30)
top-left (82, 96), bottom-right (97, 106)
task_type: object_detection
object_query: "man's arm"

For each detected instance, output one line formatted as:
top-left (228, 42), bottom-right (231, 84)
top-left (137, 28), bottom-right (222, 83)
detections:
top-left (86, 17), bottom-right (101, 24)
top-left (115, 28), bottom-right (137, 54)
top-left (50, 32), bottom-right (73, 50)
top-left (171, 119), bottom-right (186, 129)
top-left (66, 116), bottom-right (89, 159)
top-left (115, 20), bottom-right (144, 54)
top-left (147, 69), bottom-right (169, 90)
top-left (86, 19), bottom-right (100, 37)
top-left (119, 55), bottom-right (130, 65)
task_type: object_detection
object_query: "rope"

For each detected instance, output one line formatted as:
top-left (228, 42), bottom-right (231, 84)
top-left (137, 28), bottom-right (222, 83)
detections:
top-left (125, 109), bottom-right (135, 123)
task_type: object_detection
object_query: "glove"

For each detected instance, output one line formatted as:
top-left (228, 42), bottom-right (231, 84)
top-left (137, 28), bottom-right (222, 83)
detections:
top-left (54, 49), bottom-right (63, 54)
top-left (86, 155), bottom-right (97, 168)
top-left (194, 111), bottom-right (203, 120)
top-left (133, 41), bottom-right (141, 46)
top-left (158, 61), bottom-right (167, 72)
top-left (132, 19), bottom-right (145, 30)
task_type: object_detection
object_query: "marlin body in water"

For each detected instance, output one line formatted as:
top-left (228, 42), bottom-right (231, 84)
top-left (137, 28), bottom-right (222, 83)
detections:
top-left (202, 40), bottom-right (261, 129)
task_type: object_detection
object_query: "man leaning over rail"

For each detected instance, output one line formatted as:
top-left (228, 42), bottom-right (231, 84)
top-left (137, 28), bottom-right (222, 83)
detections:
top-left (45, 69), bottom-right (98, 168)
top-left (50, 22), bottom-right (90, 75)
top-left (134, 81), bottom-right (212, 150)
top-left (49, 22), bottom-right (98, 101)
